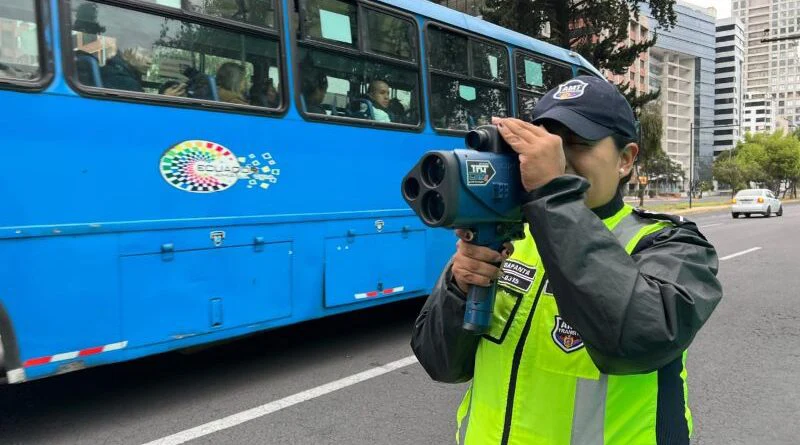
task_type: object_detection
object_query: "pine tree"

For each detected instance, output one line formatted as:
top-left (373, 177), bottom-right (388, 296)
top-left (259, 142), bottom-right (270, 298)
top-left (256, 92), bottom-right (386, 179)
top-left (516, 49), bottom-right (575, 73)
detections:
top-left (478, 0), bottom-right (678, 112)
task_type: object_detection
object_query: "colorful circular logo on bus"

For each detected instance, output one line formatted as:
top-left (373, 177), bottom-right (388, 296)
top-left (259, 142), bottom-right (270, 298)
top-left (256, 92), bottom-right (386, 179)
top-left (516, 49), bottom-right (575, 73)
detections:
top-left (160, 140), bottom-right (242, 193)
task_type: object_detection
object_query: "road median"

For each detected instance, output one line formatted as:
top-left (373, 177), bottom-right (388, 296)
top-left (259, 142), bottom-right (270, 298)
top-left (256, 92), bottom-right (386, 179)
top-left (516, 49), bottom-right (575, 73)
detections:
top-left (631, 199), bottom-right (799, 216)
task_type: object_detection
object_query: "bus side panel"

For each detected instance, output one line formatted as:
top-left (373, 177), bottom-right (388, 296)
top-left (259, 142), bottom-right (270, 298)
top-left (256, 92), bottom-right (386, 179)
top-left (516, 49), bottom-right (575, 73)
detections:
top-left (119, 239), bottom-right (293, 348)
top-left (3, 215), bottom-right (452, 382)
top-left (0, 235), bottom-right (122, 366)
top-left (323, 229), bottom-right (426, 308)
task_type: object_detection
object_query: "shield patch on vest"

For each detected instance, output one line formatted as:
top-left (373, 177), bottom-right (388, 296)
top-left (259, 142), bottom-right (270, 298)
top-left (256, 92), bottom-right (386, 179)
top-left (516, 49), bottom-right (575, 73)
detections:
top-left (552, 316), bottom-right (584, 353)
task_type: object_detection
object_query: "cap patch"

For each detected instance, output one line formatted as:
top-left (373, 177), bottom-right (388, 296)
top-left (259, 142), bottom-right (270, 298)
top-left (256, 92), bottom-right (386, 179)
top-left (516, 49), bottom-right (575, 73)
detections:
top-left (553, 79), bottom-right (588, 100)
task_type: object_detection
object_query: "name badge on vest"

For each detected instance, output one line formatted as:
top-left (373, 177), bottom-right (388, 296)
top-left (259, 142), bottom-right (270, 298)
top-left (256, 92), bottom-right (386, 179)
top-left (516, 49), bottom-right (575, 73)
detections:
top-left (497, 259), bottom-right (536, 294)
top-left (552, 316), bottom-right (584, 353)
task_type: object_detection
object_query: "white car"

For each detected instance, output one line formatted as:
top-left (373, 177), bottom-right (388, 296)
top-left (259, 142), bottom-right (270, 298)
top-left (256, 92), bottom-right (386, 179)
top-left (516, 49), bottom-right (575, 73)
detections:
top-left (731, 189), bottom-right (783, 218)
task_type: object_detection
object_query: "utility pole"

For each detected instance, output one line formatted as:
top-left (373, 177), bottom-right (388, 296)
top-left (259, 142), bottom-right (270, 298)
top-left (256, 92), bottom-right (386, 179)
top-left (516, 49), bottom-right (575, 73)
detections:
top-left (690, 121), bottom-right (694, 209)
top-left (761, 29), bottom-right (800, 43)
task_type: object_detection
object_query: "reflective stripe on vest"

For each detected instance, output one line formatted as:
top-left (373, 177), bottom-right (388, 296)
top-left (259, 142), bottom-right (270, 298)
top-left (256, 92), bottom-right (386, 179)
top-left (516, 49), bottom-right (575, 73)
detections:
top-left (457, 205), bottom-right (684, 445)
top-left (570, 374), bottom-right (607, 445)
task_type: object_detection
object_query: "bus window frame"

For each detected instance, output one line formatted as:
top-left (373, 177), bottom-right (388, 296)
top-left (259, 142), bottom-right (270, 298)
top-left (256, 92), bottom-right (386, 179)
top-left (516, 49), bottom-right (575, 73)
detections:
top-left (0, 0), bottom-right (54, 92)
top-left (59, 0), bottom-right (289, 117)
top-left (423, 21), bottom-right (511, 137)
top-left (292, 0), bottom-right (424, 132)
top-left (512, 48), bottom-right (576, 116)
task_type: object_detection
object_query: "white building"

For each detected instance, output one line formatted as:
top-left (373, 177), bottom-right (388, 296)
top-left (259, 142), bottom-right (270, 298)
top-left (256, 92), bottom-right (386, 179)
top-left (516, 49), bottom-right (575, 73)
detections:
top-left (742, 93), bottom-right (774, 133)
top-left (713, 17), bottom-right (746, 156)
top-left (649, 48), bottom-right (695, 176)
top-left (734, 0), bottom-right (800, 133)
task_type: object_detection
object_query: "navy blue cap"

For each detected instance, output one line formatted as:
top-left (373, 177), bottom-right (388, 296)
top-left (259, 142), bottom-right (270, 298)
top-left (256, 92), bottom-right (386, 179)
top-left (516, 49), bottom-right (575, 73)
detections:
top-left (532, 76), bottom-right (637, 142)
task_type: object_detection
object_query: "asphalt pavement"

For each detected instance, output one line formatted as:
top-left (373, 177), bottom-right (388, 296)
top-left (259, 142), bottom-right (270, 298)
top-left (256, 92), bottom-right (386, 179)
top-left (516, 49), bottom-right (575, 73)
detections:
top-left (1, 204), bottom-right (799, 445)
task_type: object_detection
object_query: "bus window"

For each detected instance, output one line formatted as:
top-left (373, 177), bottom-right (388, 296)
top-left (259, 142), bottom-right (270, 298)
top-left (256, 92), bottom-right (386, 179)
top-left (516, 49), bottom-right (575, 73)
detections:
top-left (427, 27), bottom-right (467, 76)
top-left (427, 26), bottom-right (509, 132)
top-left (120, 0), bottom-right (276, 29)
top-left (69, 0), bottom-right (281, 109)
top-left (297, 0), bottom-right (420, 127)
top-left (0, 0), bottom-right (40, 81)
top-left (365, 9), bottom-right (415, 62)
top-left (472, 40), bottom-right (507, 83)
top-left (429, 76), bottom-right (506, 131)
top-left (515, 52), bottom-right (573, 121)
top-left (185, 0), bottom-right (277, 29)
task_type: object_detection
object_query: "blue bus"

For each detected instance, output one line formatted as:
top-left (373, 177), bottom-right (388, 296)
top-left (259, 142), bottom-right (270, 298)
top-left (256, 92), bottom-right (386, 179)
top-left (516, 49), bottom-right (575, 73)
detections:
top-left (0, 0), bottom-right (603, 383)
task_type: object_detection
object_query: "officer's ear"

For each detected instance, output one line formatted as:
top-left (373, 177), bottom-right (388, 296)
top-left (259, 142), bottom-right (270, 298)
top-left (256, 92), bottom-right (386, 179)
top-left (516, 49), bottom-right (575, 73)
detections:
top-left (618, 143), bottom-right (639, 177)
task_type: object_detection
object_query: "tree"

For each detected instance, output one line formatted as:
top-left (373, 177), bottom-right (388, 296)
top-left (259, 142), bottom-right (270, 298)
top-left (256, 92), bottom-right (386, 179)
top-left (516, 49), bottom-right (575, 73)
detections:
top-left (695, 180), bottom-right (713, 199)
top-left (477, 0), bottom-right (678, 112)
top-left (760, 131), bottom-right (800, 197)
top-left (738, 131), bottom-right (800, 194)
top-left (712, 131), bottom-right (800, 199)
top-left (637, 101), bottom-right (662, 173)
top-left (631, 100), bottom-right (684, 199)
top-left (712, 152), bottom-right (745, 197)
top-left (636, 101), bottom-right (662, 205)
top-left (735, 136), bottom-right (768, 186)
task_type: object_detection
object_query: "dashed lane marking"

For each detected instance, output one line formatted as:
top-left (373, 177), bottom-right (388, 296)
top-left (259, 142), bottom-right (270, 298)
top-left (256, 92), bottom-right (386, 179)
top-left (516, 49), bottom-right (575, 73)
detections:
top-left (720, 247), bottom-right (762, 261)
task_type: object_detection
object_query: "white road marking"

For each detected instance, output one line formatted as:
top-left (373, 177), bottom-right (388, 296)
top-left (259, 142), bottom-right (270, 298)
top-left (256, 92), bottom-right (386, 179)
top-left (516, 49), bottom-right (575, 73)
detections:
top-left (700, 223), bottom-right (723, 228)
top-left (140, 355), bottom-right (419, 445)
top-left (720, 247), bottom-right (762, 261)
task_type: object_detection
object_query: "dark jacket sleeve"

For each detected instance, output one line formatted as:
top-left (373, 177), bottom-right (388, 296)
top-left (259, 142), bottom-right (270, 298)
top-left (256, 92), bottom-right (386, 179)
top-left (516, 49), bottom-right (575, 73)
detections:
top-left (524, 175), bottom-right (723, 375)
top-left (410, 262), bottom-right (481, 383)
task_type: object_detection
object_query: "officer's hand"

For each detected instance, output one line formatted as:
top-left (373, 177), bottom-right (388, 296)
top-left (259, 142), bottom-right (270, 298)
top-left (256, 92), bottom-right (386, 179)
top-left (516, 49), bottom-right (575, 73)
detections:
top-left (452, 229), bottom-right (514, 294)
top-left (492, 117), bottom-right (566, 192)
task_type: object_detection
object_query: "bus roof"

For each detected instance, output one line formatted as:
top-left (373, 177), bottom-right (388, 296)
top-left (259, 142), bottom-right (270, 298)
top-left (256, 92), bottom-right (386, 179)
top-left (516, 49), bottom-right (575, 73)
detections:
top-left (377, 0), bottom-right (603, 77)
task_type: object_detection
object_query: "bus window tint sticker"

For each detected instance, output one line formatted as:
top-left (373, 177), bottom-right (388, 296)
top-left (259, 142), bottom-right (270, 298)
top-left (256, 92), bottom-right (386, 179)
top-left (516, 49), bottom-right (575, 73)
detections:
top-left (459, 84), bottom-right (476, 101)
top-left (154, 0), bottom-right (180, 7)
top-left (320, 9), bottom-right (352, 44)
top-left (159, 140), bottom-right (281, 193)
top-left (525, 60), bottom-right (543, 86)
top-left (488, 55), bottom-right (498, 79)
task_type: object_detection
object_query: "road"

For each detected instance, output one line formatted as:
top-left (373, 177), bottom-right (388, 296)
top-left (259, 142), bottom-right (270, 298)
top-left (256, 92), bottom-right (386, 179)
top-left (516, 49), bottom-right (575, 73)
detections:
top-left (2, 204), bottom-right (799, 445)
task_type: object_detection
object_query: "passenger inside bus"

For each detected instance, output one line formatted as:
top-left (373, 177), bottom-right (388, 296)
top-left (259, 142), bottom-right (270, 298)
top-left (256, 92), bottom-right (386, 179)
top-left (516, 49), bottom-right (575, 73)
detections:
top-left (367, 79), bottom-right (391, 122)
top-left (100, 47), bottom-right (150, 93)
top-left (215, 62), bottom-right (249, 105)
top-left (249, 77), bottom-right (280, 108)
top-left (302, 69), bottom-right (328, 114)
top-left (158, 80), bottom-right (186, 97)
top-left (70, 1), bottom-right (280, 107)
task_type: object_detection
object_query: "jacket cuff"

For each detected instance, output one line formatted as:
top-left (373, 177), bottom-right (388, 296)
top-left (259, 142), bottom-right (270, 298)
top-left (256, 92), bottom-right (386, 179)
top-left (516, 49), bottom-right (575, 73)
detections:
top-left (445, 264), bottom-right (468, 300)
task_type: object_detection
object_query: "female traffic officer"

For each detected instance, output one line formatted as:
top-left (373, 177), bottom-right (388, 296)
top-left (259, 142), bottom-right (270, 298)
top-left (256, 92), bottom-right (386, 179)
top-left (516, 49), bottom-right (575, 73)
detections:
top-left (411, 76), bottom-right (722, 445)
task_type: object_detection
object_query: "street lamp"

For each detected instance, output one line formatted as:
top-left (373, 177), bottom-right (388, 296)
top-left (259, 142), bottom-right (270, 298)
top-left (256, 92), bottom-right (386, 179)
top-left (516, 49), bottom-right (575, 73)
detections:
top-left (688, 121), bottom-right (742, 208)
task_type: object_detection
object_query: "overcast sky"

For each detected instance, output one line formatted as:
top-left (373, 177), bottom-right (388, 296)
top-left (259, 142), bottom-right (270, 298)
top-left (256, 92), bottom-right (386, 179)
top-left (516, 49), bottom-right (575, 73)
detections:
top-left (682, 0), bottom-right (732, 19)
